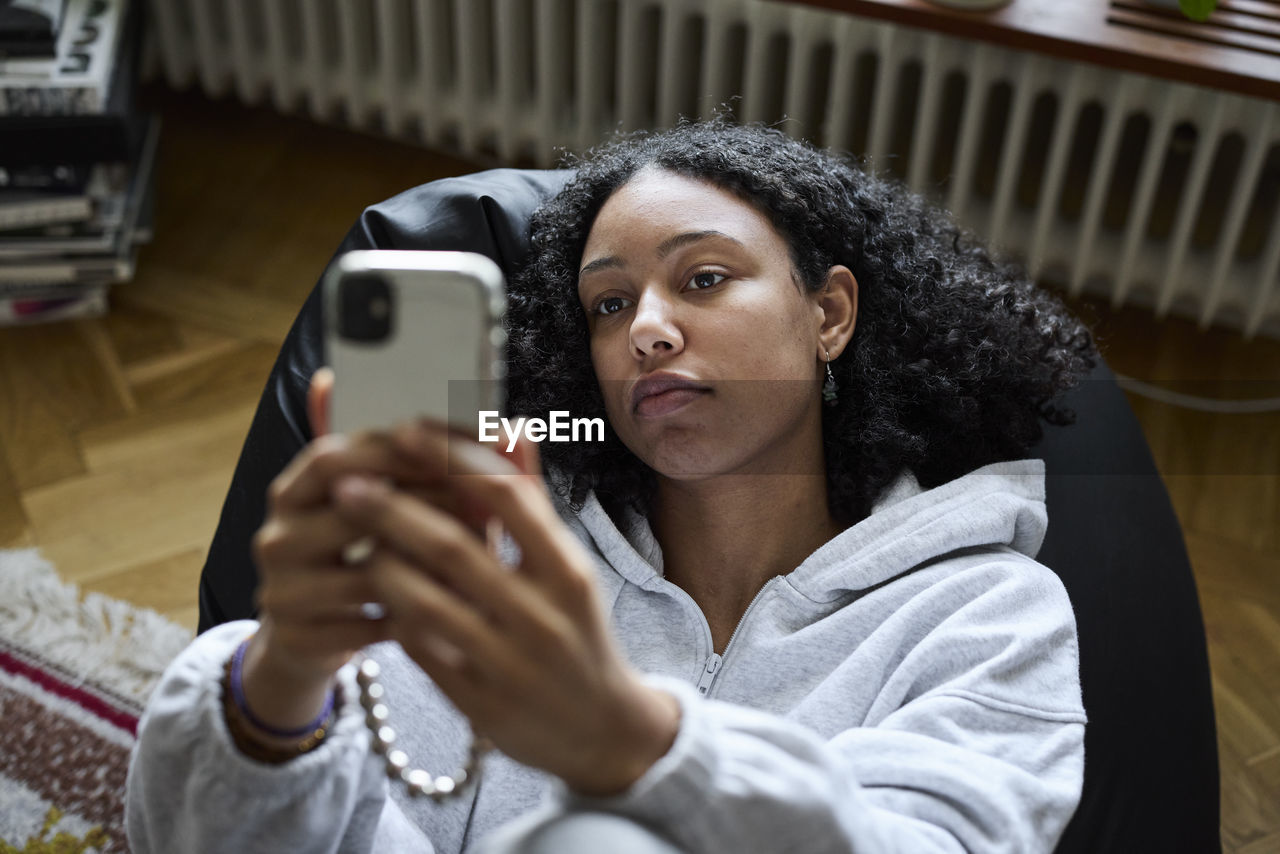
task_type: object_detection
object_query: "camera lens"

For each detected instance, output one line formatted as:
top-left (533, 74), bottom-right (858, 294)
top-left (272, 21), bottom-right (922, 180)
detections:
top-left (338, 273), bottom-right (394, 342)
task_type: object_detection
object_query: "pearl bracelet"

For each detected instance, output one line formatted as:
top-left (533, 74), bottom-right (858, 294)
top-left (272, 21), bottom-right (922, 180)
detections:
top-left (356, 655), bottom-right (490, 800)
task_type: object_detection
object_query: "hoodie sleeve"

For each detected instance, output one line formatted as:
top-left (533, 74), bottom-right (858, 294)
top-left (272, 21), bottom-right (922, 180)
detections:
top-left (125, 621), bottom-right (436, 854)
top-left (556, 561), bottom-right (1086, 854)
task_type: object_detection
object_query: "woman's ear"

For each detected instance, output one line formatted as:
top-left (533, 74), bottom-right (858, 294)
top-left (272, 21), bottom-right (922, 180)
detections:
top-left (307, 367), bottom-right (334, 438)
top-left (817, 265), bottom-right (858, 359)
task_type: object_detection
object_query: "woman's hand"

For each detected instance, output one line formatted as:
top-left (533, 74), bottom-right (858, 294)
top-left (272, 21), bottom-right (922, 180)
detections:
top-left (239, 368), bottom-right (462, 733)
top-left (241, 430), bottom-right (419, 731)
top-left (330, 422), bottom-right (681, 796)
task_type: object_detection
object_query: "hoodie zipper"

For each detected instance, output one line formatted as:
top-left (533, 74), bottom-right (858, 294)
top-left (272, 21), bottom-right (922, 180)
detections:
top-left (695, 576), bottom-right (780, 697)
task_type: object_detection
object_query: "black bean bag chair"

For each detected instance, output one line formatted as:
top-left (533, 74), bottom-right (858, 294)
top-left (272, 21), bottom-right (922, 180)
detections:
top-left (196, 168), bottom-right (1221, 854)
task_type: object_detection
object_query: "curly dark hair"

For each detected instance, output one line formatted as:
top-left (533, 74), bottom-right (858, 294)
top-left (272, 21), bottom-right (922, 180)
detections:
top-left (506, 120), bottom-right (1097, 525)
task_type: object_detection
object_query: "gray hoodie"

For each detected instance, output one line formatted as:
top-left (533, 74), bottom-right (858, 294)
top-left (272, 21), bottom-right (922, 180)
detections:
top-left (126, 459), bottom-right (1085, 853)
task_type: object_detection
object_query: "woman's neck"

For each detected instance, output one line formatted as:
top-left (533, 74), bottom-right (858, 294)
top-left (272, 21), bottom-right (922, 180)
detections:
top-left (651, 473), bottom-right (844, 651)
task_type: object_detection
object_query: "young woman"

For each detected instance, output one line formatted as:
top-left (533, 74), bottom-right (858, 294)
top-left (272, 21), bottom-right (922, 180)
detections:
top-left (128, 122), bottom-right (1096, 853)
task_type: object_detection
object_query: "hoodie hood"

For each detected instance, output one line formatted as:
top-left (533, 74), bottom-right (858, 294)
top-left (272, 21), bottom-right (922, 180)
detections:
top-left (573, 459), bottom-right (1048, 602)
top-left (790, 458), bottom-right (1047, 600)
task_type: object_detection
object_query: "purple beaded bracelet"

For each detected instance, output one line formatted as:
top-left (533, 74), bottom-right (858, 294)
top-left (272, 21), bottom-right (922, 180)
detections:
top-left (230, 636), bottom-right (335, 739)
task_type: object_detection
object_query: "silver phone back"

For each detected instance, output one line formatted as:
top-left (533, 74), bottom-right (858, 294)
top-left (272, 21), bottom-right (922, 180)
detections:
top-left (324, 250), bottom-right (506, 435)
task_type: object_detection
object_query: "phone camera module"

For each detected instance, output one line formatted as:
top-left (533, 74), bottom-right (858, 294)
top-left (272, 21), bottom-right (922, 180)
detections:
top-left (339, 273), bottom-right (394, 342)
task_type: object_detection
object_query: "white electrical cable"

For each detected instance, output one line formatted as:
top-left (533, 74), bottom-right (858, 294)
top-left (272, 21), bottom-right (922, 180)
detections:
top-left (1112, 373), bottom-right (1280, 414)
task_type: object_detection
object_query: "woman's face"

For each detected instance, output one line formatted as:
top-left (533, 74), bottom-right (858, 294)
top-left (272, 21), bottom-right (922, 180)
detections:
top-left (577, 168), bottom-right (831, 481)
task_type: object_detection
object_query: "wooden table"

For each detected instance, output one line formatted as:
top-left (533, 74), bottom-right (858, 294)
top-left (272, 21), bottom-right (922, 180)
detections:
top-left (795, 0), bottom-right (1280, 102)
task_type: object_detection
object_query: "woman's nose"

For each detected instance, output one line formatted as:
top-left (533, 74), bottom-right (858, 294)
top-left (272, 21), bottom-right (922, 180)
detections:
top-left (629, 290), bottom-right (683, 360)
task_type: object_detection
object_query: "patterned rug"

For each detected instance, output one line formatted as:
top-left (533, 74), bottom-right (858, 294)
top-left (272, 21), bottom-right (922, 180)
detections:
top-left (0, 550), bottom-right (193, 854)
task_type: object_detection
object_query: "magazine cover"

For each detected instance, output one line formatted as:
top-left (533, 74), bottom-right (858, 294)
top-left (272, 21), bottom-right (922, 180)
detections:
top-left (0, 160), bottom-right (128, 229)
top-left (0, 283), bottom-right (107, 323)
top-left (0, 249), bottom-right (134, 287)
top-left (0, 0), bottom-right (142, 162)
top-left (0, 162), bottom-right (92, 192)
top-left (0, 0), bottom-right (67, 59)
top-left (0, 0), bottom-right (125, 114)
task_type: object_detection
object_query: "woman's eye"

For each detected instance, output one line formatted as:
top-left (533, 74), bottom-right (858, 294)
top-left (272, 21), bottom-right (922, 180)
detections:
top-left (594, 296), bottom-right (633, 316)
top-left (687, 271), bottom-right (726, 291)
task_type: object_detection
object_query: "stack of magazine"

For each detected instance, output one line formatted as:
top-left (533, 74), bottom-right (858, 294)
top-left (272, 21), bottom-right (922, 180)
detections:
top-left (0, 0), bottom-right (158, 325)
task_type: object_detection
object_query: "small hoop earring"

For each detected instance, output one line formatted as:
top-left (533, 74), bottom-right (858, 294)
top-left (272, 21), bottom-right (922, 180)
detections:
top-left (823, 349), bottom-right (839, 407)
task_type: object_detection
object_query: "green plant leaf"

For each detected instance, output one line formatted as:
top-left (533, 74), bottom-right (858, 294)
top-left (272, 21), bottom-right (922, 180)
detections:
top-left (1179, 0), bottom-right (1216, 21)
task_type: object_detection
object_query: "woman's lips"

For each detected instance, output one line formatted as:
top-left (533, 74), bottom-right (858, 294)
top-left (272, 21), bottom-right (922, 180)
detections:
top-left (635, 386), bottom-right (709, 417)
top-left (630, 374), bottom-right (711, 417)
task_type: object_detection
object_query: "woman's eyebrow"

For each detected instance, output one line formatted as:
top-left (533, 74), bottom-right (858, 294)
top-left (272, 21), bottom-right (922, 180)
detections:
top-left (656, 230), bottom-right (741, 258)
top-left (579, 255), bottom-right (624, 278)
top-left (579, 230), bottom-right (743, 279)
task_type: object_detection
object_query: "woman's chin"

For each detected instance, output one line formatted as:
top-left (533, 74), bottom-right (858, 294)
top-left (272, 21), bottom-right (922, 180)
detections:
top-left (646, 450), bottom-right (728, 481)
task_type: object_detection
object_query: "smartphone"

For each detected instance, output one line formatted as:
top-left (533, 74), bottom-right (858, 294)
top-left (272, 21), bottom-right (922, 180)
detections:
top-left (323, 250), bottom-right (507, 437)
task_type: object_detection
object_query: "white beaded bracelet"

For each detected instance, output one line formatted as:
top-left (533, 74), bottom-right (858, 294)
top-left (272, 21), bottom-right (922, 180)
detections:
top-left (356, 655), bottom-right (490, 800)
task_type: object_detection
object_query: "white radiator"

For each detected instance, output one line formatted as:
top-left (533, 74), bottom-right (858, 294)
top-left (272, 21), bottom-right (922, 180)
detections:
top-left (145, 0), bottom-right (1280, 339)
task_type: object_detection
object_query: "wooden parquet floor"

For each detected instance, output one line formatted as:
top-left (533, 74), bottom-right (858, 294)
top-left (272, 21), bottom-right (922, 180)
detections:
top-left (1, 87), bottom-right (1278, 851)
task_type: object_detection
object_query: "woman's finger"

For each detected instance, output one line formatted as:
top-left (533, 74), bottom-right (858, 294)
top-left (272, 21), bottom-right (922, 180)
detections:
top-left (363, 546), bottom-right (524, 684)
top-left (255, 565), bottom-right (386, 622)
top-left (331, 477), bottom-right (513, 611)
top-left (391, 426), bottom-right (575, 578)
top-left (336, 481), bottom-right (577, 658)
top-left (252, 508), bottom-right (369, 568)
top-left (270, 431), bottom-right (443, 512)
top-left (254, 483), bottom-right (466, 572)
top-left (401, 483), bottom-right (470, 523)
top-left (442, 442), bottom-right (599, 606)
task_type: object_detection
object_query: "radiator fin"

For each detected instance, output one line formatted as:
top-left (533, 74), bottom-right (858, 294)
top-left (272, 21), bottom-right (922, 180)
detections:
top-left (146, 0), bottom-right (1280, 338)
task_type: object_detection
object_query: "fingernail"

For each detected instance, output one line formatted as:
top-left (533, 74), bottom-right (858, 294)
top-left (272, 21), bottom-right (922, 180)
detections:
top-left (335, 475), bottom-right (382, 504)
top-left (315, 433), bottom-right (349, 453)
top-left (451, 440), bottom-right (500, 474)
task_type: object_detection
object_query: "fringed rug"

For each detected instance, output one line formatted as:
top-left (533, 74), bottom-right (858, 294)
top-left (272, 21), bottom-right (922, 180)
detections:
top-left (0, 549), bottom-right (193, 853)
